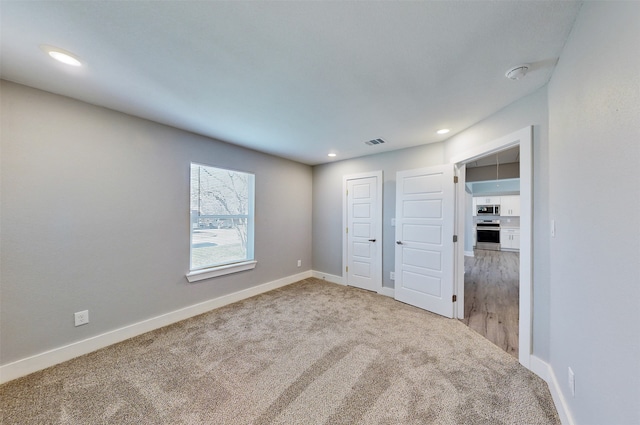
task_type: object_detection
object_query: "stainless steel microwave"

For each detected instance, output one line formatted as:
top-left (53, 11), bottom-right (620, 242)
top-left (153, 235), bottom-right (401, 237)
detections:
top-left (477, 205), bottom-right (500, 215)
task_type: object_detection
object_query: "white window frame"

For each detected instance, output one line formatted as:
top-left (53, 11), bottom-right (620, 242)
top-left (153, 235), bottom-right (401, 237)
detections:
top-left (186, 163), bottom-right (256, 283)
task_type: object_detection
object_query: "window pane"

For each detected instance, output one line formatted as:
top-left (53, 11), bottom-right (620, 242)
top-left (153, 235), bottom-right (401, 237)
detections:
top-left (190, 164), bottom-right (254, 271)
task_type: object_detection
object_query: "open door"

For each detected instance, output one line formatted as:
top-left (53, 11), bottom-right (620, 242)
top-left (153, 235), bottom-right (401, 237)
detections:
top-left (394, 165), bottom-right (455, 318)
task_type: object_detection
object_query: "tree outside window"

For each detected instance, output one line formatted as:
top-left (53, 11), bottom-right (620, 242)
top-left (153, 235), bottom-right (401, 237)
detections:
top-left (190, 163), bottom-right (255, 271)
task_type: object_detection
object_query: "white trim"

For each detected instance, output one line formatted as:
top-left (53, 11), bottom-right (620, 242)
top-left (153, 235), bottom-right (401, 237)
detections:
top-left (452, 126), bottom-right (533, 369)
top-left (454, 164), bottom-right (467, 318)
top-left (464, 250), bottom-right (475, 257)
top-left (311, 270), bottom-right (393, 297)
top-left (342, 171), bottom-right (383, 292)
top-left (530, 356), bottom-right (575, 425)
top-left (378, 287), bottom-right (395, 298)
top-left (450, 127), bottom-right (530, 164)
top-left (187, 260), bottom-right (257, 282)
top-left (310, 270), bottom-right (393, 297)
top-left (0, 270), bottom-right (311, 384)
top-left (311, 270), bottom-right (344, 285)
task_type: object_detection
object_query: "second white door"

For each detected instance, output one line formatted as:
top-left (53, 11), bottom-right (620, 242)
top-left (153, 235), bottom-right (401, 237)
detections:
top-left (345, 174), bottom-right (381, 292)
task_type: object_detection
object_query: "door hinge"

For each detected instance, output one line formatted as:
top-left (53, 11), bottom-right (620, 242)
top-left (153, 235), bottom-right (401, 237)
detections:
top-left (452, 295), bottom-right (457, 302)
top-left (346, 227), bottom-right (348, 234)
top-left (346, 266), bottom-right (349, 272)
top-left (453, 235), bottom-right (458, 243)
top-left (453, 176), bottom-right (458, 183)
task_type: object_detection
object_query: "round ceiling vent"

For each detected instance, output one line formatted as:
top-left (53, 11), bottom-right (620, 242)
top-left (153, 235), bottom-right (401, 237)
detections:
top-left (505, 64), bottom-right (530, 80)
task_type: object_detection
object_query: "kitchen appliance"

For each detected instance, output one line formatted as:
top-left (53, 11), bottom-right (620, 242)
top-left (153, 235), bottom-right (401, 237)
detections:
top-left (476, 219), bottom-right (501, 251)
top-left (477, 204), bottom-right (500, 216)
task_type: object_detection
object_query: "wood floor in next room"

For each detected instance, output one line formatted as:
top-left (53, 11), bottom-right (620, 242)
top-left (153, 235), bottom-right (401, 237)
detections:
top-left (461, 249), bottom-right (519, 358)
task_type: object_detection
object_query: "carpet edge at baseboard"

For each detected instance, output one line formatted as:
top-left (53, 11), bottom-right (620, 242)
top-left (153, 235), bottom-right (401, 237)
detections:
top-left (530, 355), bottom-right (576, 425)
top-left (0, 270), bottom-right (313, 384)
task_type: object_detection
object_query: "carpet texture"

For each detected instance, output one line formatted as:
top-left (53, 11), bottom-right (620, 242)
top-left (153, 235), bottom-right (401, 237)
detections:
top-left (0, 278), bottom-right (560, 424)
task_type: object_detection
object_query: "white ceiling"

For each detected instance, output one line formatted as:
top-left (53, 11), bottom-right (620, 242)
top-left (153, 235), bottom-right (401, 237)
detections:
top-left (0, 1), bottom-right (581, 165)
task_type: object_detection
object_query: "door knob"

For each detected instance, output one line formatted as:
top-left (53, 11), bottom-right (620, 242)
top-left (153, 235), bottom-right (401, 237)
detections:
top-left (396, 241), bottom-right (403, 245)
top-left (368, 239), bottom-right (376, 242)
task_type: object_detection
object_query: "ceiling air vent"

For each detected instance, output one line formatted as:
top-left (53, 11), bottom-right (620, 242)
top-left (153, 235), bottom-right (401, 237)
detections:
top-left (365, 138), bottom-right (386, 146)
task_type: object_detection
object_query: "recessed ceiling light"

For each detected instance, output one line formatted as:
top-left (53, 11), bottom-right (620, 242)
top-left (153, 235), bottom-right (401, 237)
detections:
top-left (328, 153), bottom-right (337, 157)
top-left (40, 45), bottom-right (82, 67)
top-left (437, 129), bottom-right (450, 135)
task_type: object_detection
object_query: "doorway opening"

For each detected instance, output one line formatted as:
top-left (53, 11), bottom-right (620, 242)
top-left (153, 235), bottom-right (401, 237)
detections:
top-left (452, 126), bottom-right (532, 369)
top-left (461, 147), bottom-right (520, 357)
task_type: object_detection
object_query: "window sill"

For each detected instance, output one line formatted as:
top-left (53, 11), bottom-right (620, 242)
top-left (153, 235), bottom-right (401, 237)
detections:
top-left (186, 260), bottom-right (257, 283)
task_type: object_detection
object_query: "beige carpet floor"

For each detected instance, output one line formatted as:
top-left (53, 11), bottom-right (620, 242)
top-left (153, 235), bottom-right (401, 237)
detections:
top-left (0, 278), bottom-right (559, 424)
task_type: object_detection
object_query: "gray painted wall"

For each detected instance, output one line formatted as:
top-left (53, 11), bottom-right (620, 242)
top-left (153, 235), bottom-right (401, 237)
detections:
top-left (312, 86), bottom-right (551, 360)
top-left (0, 81), bottom-right (313, 364)
top-left (312, 143), bottom-right (445, 287)
top-left (547, 2), bottom-right (640, 424)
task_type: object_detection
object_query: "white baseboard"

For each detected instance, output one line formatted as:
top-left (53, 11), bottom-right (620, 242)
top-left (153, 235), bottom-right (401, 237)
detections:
top-left (530, 355), bottom-right (575, 425)
top-left (464, 250), bottom-right (475, 257)
top-left (310, 270), bottom-right (395, 299)
top-left (0, 270), bottom-right (312, 384)
top-left (378, 287), bottom-right (395, 298)
top-left (311, 270), bottom-right (344, 285)
top-left (310, 271), bottom-right (394, 299)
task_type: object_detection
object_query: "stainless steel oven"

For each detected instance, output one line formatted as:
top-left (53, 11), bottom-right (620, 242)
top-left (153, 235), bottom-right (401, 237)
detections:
top-left (476, 220), bottom-right (501, 250)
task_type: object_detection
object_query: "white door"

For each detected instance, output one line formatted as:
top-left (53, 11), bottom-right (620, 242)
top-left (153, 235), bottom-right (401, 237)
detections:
top-left (345, 175), bottom-right (381, 292)
top-left (395, 165), bottom-right (455, 318)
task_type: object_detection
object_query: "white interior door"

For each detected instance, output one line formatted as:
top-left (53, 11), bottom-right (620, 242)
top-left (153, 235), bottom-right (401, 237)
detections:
top-left (395, 165), bottom-right (455, 318)
top-left (345, 174), bottom-right (381, 292)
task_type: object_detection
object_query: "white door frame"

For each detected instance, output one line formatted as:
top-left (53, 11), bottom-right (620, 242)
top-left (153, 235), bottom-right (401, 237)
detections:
top-left (450, 126), bottom-right (533, 369)
top-left (342, 171), bottom-right (383, 293)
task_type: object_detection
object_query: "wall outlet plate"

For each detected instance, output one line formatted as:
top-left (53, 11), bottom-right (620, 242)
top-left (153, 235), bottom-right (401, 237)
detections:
top-left (390, 271), bottom-right (395, 280)
top-left (74, 310), bottom-right (89, 327)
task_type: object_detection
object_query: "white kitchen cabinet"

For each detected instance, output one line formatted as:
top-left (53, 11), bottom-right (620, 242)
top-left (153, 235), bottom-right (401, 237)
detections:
top-left (475, 196), bottom-right (501, 205)
top-left (500, 195), bottom-right (520, 216)
top-left (501, 228), bottom-right (520, 251)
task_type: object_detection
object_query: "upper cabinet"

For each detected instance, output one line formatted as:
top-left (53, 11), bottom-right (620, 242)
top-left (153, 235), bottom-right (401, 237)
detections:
top-left (472, 195), bottom-right (520, 216)
top-left (501, 195), bottom-right (520, 216)
top-left (475, 196), bottom-right (501, 205)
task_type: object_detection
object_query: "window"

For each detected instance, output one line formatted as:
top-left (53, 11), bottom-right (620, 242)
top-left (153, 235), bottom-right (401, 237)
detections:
top-left (188, 163), bottom-right (255, 282)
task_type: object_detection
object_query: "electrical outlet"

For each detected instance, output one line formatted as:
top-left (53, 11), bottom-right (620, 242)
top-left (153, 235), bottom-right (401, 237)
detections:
top-left (74, 310), bottom-right (89, 327)
top-left (568, 367), bottom-right (575, 397)
top-left (297, 259), bottom-right (301, 267)
top-left (390, 271), bottom-right (395, 280)
top-left (391, 218), bottom-right (396, 227)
